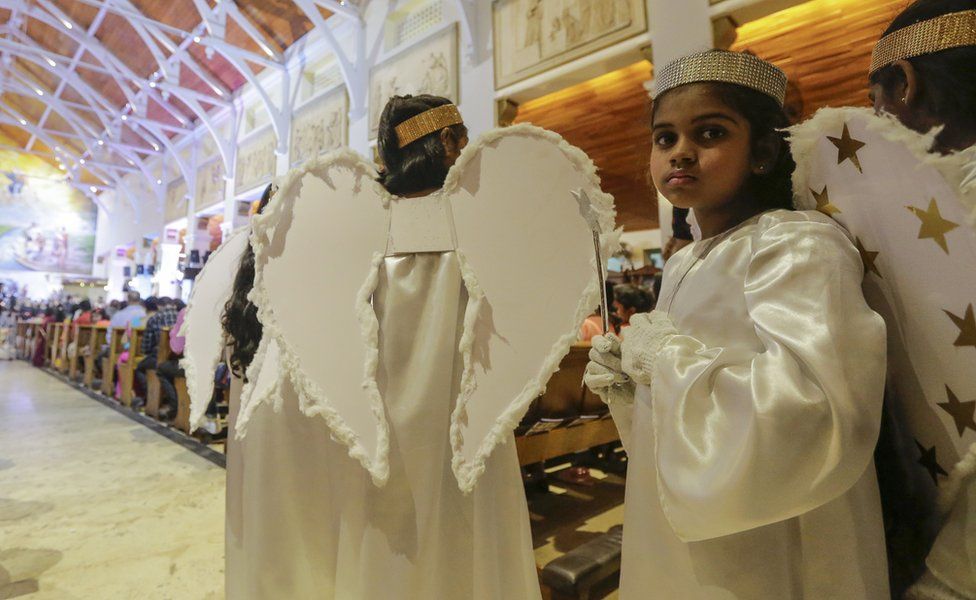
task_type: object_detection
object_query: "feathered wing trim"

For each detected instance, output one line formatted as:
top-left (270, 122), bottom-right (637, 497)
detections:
top-left (444, 124), bottom-right (619, 493)
top-left (247, 150), bottom-right (392, 487)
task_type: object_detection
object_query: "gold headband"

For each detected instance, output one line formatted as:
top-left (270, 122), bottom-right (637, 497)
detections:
top-left (871, 10), bottom-right (976, 75)
top-left (653, 50), bottom-right (788, 107)
top-left (394, 104), bottom-right (464, 148)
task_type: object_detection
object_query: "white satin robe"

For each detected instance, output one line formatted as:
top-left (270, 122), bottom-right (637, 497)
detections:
top-left (611, 210), bottom-right (890, 599)
top-left (225, 253), bottom-right (541, 600)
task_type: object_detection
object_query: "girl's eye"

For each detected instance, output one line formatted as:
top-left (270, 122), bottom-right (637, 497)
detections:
top-left (700, 127), bottom-right (726, 141)
top-left (654, 132), bottom-right (676, 147)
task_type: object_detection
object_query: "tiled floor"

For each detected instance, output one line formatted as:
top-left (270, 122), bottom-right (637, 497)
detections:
top-left (0, 361), bottom-right (225, 599)
top-left (0, 359), bottom-right (625, 599)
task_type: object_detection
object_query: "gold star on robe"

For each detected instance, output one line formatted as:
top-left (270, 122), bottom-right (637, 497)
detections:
top-left (907, 198), bottom-right (959, 254)
top-left (938, 386), bottom-right (976, 437)
top-left (916, 440), bottom-right (948, 485)
top-left (944, 304), bottom-right (976, 349)
top-left (811, 187), bottom-right (840, 216)
top-left (855, 238), bottom-right (881, 278)
top-left (827, 124), bottom-right (866, 173)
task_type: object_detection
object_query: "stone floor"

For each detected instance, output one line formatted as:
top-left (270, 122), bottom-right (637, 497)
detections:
top-left (0, 359), bottom-right (624, 599)
top-left (0, 360), bottom-right (225, 599)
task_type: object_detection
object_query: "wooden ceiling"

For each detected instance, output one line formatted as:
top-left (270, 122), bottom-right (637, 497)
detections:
top-left (0, 0), bottom-right (329, 189)
top-left (515, 0), bottom-right (911, 232)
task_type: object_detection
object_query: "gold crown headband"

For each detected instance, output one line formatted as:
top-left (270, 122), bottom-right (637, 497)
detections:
top-left (394, 104), bottom-right (464, 148)
top-left (653, 50), bottom-right (788, 107)
top-left (870, 10), bottom-right (976, 75)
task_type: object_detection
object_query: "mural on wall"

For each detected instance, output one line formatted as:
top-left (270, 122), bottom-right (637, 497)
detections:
top-left (235, 128), bottom-right (277, 193)
top-left (493, 0), bottom-right (647, 88)
top-left (165, 179), bottom-right (188, 224)
top-left (369, 25), bottom-right (458, 138)
top-left (196, 159), bottom-right (226, 210)
top-left (0, 145), bottom-right (97, 275)
top-left (291, 87), bottom-right (349, 167)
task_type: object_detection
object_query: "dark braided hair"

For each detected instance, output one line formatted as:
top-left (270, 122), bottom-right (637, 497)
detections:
top-left (221, 184), bottom-right (274, 380)
top-left (377, 94), bottom-right (468, 196)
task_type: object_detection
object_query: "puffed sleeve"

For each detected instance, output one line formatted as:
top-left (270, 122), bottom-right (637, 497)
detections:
top-left (631, 216), bottom-right (887, 542)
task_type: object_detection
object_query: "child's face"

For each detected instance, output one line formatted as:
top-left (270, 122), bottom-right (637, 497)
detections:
top-left (650, 85), bottom-right (755, 212)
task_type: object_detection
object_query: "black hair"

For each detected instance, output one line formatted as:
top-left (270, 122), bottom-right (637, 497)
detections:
top-left (651, 79), bottom-right (796, 212)
top-left (613, 284), bottom-right (655, 314)
top-left (78, 299), bottom-right (92, 312)
top-left (871, 0), bottom-right (976, 144)
top-left (222, 183), bottom-right (274, 380)
top-left (143, 298), bottom-right (159, 313)
top-left (377, 95), bottom-right (467, 196)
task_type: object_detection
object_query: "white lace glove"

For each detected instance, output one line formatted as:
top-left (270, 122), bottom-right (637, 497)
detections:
top-left (620, 310), bottom-right (678, 386)
top-left (584, 334), bottom-right (635, 405)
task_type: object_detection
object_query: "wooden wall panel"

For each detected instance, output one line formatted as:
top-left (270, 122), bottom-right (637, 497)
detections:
top-left (514, 62), bottom-right (657, 231)
top-left (733, 0), bottom-right (909, 118)
top-left (513, 0), bottom-right (910, 232)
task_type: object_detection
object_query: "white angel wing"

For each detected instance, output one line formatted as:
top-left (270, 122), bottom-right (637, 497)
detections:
top-left (444, 124), bottom-right (618, 492)
top-left (790, 107), bottom-right (976, 485)
top-left (250, 150), bottom-right (392, 486)
top-left (182, 228), bottom-right (249, 431)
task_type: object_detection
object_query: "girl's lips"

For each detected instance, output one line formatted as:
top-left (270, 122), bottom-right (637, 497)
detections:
top-left (667, 174), bottom-right (698, 186)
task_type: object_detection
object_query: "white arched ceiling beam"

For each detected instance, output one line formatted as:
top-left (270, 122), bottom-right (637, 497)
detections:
top-left (0, 104), bottom-right (126, 186)
top-left (13, 1), bottom-right (194, 127)
top-left (452, 0), bottom-right (486, 62)
top-left (293, 0), bottom-right (368, 118)
top-left (25, 0), bottom-right (110, 151)
top-left (2, 68), bottom-right (157, 183)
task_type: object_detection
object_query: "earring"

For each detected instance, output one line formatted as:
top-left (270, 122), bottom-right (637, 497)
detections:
top-left (901, 96), bottom-right (908, 103)
top-left (758, 165), bottom-right (767, 173)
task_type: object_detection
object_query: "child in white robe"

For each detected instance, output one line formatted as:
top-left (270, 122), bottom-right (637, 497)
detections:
top-left (584, 50), bottom-right (890, 599)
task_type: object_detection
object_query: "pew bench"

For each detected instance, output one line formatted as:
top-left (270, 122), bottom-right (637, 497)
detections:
top-left (540, 525), bottom-right (623, 600)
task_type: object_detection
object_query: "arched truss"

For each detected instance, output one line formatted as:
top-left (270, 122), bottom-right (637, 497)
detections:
top-left (0, 0), bottom-right (402, 211)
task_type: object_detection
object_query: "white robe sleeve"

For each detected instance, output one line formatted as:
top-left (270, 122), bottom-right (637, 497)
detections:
top-left (642, 218), bottom-right (887, 542)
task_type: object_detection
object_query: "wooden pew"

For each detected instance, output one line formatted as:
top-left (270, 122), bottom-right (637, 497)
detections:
top-left (56, 322), bottom-right (71, 373)
top-left (83, 326), bottom-right (107, 389)
top-left (173, 377), bottom-right (191, 433)
top-left (118, 327), bottom-right (145, 407)
top-left (514, 343), bottom-right (620, 467)
top-left (48, 323), bottom-right (62, 367)
top-left (14, 321), bottom-right (29, 359)
top-left (68, 324), bottom-right (94, 381)
top-left (145, 328), bottom-right (171, 419)
top-left (100, 328), bottom-right (125, 397)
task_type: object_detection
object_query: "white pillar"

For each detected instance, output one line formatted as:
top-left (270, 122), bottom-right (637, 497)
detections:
top-left (645, 0), bottom-right (712, 238)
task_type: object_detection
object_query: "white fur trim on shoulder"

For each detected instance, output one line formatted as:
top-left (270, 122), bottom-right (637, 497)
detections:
top-left (789, 107), bottom-right (976, 224)
top-left (940, 442), bottom-right (976, 513)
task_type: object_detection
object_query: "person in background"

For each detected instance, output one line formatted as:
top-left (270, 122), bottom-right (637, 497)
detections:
top-left (579, 282), bottom-right (615, 342)
top-left (155, 304), bottom-right (187, 422)
top-left (109, 291), bottom-right (145, 330)
top-left (611, 283), bottom-right (654, 335)
top-left (662, 206), bottom-right (694, 262)
top-left (31, 307), bottom-right (54, 367)
top-left (132, 297), bottom-right (180, 409)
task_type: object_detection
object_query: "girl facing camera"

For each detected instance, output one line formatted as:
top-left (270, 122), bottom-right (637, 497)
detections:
top-left (584, 50), bottom-right (890, 598)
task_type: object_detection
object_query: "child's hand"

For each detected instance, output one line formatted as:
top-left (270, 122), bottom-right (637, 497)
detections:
top-left (584, 334), bottom-right (634, 404)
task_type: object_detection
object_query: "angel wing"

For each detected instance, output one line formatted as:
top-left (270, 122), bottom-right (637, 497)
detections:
top-left (249, 150), bottom-right (392, 486)
top-left (790, 107), bottom-right (976, 489)
top-left (248, 127), bottom-right (616, 492)
top-left (182, 228), bottom-right (249, 431)
top-left (443, 124), bottom-right (617, 492)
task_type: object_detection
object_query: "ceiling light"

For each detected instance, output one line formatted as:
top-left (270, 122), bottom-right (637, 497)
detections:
top-left (193, 36), bottom-right (201, 43)
top-left (46, 57), bottom-right (57, 68)
top-left (34, 89), bottom-right (43, 96)
top-left (149, 81), bottom-right (156, 88)
top-left (79, 159), bottom-right (86, 164)
top-left (89, 186), bottom-right (97, 193)
top-left (62, 20), bottom-right (72, 30)
top-left (58, 164), bottom-right (65, 170)
top-left (261, 44), bottom-right (275, 57)
top-left (156, 179), bottom-right (162, 185)
top-left (151, 143), bottom-right (159, 151)
top-left (121, 115), bottom-right (127, 121)
top-left (97, 140), bottom-right (104, 146)
top-left (18, 119), bottom-right (26, 125)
